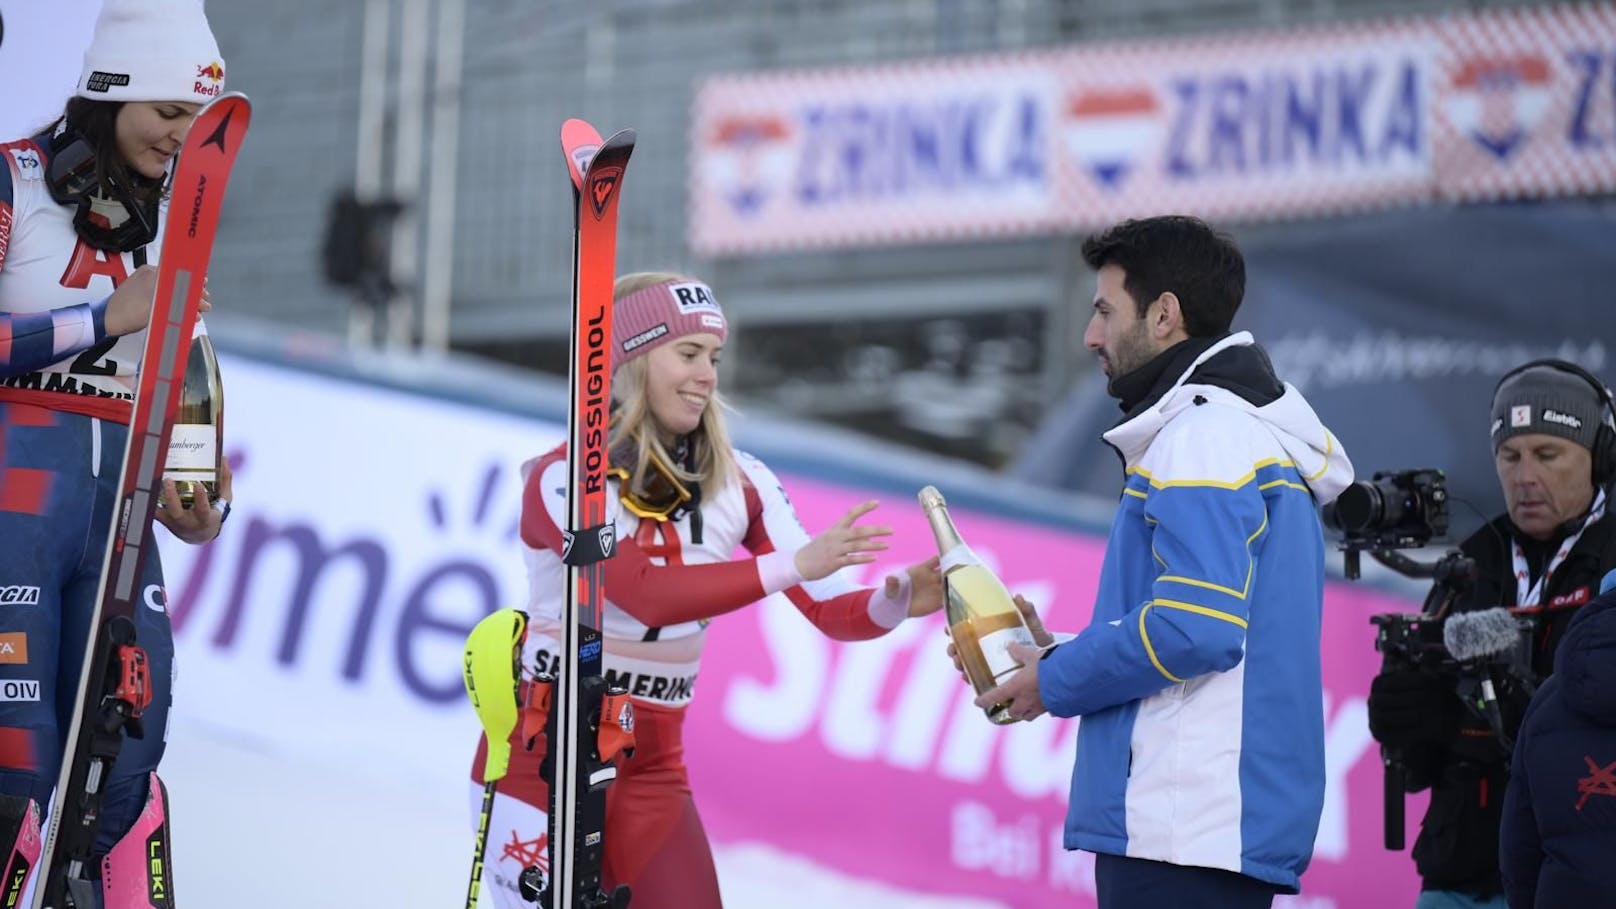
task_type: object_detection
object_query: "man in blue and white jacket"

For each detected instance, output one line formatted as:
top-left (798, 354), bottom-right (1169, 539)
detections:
top-left (978, 216), bottom-right (1354, 909)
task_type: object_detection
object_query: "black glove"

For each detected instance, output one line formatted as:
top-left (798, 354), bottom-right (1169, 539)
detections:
top-left (1367, 669), bottom-right (1456, 749)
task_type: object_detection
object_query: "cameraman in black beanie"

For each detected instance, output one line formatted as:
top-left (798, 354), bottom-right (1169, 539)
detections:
top-left (1367, 360), bottom-right (1616, 909)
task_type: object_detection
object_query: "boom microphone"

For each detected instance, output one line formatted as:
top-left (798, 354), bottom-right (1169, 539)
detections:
top-left (1442, 608), bottom-right (1520, 662)
top-left (1442, 607), bottom-right (1527, 749)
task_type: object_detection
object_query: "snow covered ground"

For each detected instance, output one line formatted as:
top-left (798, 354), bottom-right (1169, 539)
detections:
top-left (159, 713), bottom-right (1009, 909)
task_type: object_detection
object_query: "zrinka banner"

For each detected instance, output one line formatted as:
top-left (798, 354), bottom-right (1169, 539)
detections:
top-left (690, 2), bottom-right (1616, 254)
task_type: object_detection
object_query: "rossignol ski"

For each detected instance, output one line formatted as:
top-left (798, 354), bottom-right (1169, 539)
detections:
top-left (516, 119), bottom-right (636, 909)
top-left (33, 92), bottom-right (252, 909)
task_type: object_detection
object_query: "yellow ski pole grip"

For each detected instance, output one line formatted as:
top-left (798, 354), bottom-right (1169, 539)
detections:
top-left (463, 608), bottom-right (528, 783)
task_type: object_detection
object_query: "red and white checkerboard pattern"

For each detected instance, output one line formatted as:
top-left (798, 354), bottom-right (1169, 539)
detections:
top-left (1436, 2), bottom-right (1616, 202)
top-left (689, 50), bottom-right (1070, 257)
top-left (1050, 18), bottom-right (1438, 232)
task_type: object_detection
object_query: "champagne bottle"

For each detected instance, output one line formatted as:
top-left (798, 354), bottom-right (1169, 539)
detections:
top-left (918, 485), bottom-right (1037, 725)
top-left (164, 325), bottom-right (224, 509)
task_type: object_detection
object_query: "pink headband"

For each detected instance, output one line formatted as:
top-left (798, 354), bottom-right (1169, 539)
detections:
top-left (612, 280), bottom-right (728, 369)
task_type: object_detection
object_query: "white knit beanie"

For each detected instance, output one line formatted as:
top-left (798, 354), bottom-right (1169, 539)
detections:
top-left (76, 0), bottom-right (225, 104)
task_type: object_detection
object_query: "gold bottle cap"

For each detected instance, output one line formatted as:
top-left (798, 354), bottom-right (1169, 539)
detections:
top-left (917, 485), bottom-right (946, 509)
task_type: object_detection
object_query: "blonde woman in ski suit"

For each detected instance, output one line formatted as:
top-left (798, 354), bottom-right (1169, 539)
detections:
top-left (471, 272), bottom-right (944, 909)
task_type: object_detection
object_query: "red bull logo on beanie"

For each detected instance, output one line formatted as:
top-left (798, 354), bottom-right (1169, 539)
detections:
top-left (195, 60), bottom-right (225, 97)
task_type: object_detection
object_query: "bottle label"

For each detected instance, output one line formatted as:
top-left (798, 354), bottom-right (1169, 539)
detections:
top-left (165, 424), bottom-right (217, 475)
top-left (980, 624), bottom-right (1038, 684)
top-left (939, 544), bottom-right (981, 573)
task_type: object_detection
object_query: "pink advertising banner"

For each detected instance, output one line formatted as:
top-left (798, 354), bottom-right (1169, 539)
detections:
top-left (683, 472), bottom-right (1428, 909)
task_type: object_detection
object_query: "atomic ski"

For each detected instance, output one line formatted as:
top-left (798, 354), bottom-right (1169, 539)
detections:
top-left (518, 119), bottom-right (636, 909)
top-left (34, 92), bottom-right (252, 909)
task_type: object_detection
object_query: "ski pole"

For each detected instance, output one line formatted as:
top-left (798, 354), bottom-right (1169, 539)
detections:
top-left (462, 608), bottom-right (529, 909)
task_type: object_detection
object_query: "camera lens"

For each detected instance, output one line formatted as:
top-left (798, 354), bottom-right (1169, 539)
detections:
top-left (1332, 482), bottom-right (1383, 533)
top-left (1333, 478), bottom-right (1410, 534)
top-left (1329, 469), bottom-right (1448, 547)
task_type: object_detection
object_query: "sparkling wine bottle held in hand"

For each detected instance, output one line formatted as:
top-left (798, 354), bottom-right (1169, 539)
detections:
top-left (919, 485), bottom-right (1037, 725)
top-left (163, 325), bottom-right (223, 508)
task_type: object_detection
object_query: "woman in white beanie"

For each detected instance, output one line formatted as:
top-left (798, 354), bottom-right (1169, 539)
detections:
top-left (468, 272), bottom-right (944, 909)
top-left (0, 0), bottom-right (230, 899)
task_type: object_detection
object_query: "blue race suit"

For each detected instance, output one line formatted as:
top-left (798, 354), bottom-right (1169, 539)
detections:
top-left (0, 132), bottom-right (175, 854)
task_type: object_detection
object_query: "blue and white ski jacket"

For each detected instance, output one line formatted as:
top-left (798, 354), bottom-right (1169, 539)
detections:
top-left (1040, 331), bottom-right (1354, 892)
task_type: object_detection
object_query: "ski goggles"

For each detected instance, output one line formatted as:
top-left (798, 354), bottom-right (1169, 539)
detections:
top-left (609, 460), bottom-right (695, 522)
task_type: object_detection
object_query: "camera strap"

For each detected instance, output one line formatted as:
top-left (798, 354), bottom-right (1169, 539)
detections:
top-left (1513, 488), bottom-right (1606, 607)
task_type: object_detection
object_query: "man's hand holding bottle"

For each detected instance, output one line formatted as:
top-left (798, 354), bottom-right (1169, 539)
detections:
top-left (947, 594), bottom-right (1056, 721)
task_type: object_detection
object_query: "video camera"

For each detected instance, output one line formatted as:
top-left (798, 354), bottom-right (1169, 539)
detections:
top-left (1326, 469), bottom-right (1503, 667)
top-left (1328, 467), bottom-right (1536, 850)
top-left (1328, 467), bottom-right (1450, 579)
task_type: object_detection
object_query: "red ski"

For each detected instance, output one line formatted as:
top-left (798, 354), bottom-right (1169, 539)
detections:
top-left (33, 92), bottom-right (252, 909)
top-left (517, 119), bottom-right (636, 909)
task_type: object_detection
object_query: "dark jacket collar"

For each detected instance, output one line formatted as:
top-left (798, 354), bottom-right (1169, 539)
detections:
top-left (1109, 336), bottom-right (1219, 420)
top-left (1109, 333), bottom-right (1284, 423)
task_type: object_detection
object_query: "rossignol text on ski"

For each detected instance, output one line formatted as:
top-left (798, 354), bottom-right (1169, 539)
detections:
top-left (514, 118), bottom-right (638, 909)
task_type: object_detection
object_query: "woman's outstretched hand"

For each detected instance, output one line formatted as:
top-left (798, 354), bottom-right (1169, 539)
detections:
top-left (794, 500), bottom-right (892, 581)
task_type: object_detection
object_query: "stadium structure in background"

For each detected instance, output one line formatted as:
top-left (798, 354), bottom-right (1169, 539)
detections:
top-left (206, 0), bottom-right (1612, 477)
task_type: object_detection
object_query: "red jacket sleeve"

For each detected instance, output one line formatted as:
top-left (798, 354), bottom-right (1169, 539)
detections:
top-left (520, 449), bottom-right (772, 627)
top-left (736, 452), bottom-right (898, 642)
top-left (520, 448), bottom-right (905, 637)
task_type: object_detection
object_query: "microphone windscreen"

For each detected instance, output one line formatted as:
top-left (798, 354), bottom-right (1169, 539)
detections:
top-left (1442, 608), bottom-right (1521, 662)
